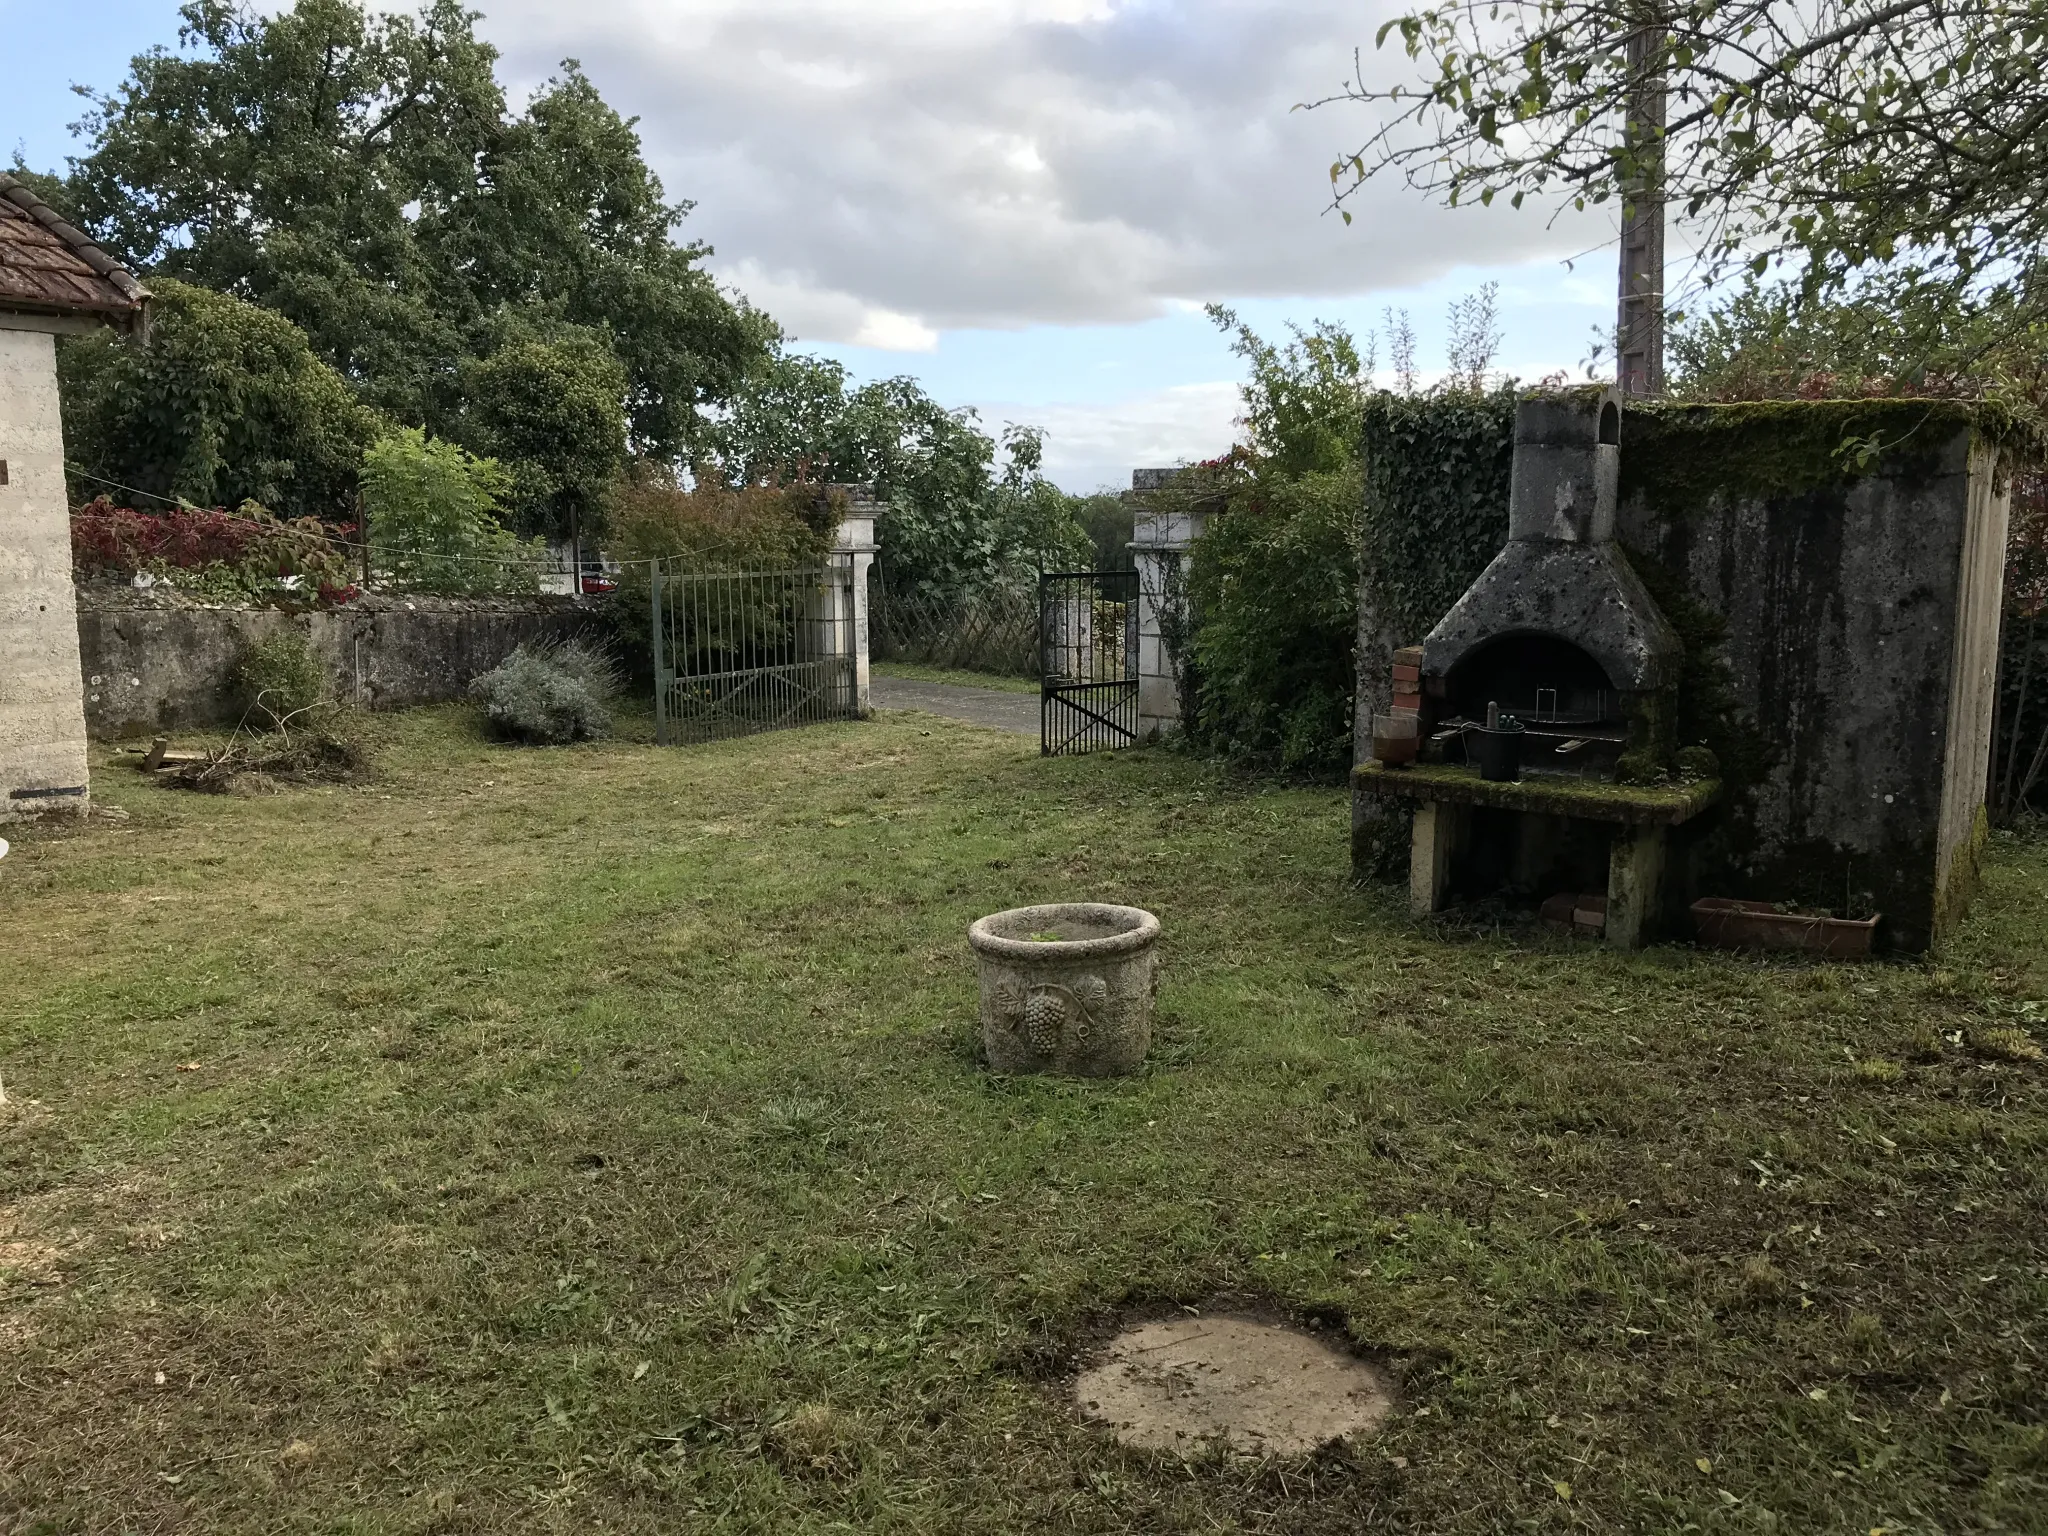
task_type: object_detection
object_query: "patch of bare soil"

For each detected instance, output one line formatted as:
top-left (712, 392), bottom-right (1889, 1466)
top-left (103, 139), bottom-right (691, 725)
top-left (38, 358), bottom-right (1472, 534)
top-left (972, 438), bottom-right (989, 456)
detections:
top-left (1075, 1313), bottom-right (1395, 1457)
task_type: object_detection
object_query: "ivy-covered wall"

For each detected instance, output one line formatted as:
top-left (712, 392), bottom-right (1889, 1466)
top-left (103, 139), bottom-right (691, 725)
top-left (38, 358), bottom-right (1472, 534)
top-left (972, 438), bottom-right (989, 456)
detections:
top-left (1350, 389), bottom-right (1517, 873)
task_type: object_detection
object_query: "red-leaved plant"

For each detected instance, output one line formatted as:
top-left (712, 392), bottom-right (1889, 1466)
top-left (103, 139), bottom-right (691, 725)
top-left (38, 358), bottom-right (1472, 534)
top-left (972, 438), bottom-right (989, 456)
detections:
top-left (71, 499), bottom-right (359, 606)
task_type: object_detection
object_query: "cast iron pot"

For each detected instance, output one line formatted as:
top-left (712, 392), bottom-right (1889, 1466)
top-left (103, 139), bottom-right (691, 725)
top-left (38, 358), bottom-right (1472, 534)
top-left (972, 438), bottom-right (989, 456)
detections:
top-left (1467, 720), bottom-right (1526, 782)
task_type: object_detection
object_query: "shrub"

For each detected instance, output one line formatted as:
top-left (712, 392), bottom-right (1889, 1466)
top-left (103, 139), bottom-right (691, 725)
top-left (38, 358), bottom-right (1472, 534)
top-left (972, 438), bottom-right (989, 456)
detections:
top-left (360, 428), bottom-right (544, 595)
top-left (1170, 309), bottom-right (1379, 772)
top-left (471, 639), bottom-right (620, 744)
top-left (605, 467), bottom-right (843, 652)
top-left (71, 498), bottom-right (360, 605)
top-left (235, 630), bottom-right (329, 731)
top-left (57, 278), bottom-right (383, 520)
top-left (1186, 463), bottom-right (1364, 771)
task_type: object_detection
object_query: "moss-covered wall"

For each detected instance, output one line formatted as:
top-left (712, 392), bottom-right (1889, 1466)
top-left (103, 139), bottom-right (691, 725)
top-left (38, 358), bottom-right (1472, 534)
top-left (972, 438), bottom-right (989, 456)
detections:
top-left (1617, 400), bottom-right (2007, 952)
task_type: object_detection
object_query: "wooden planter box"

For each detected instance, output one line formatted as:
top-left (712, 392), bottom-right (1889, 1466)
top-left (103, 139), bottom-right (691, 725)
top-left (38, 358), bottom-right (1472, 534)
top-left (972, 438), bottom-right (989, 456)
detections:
top-left (1690, 897), bottom-right (1879, 959)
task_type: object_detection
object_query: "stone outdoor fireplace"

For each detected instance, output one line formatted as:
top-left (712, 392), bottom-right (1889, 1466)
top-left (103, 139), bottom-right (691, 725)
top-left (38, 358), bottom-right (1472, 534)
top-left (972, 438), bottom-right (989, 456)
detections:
top-left (1420, 390), bottom-right (1680, 782)
top-left (1357, 389), bottom-right (1717, 947)
top-left (1354, 386), bottom-right (2016, 955)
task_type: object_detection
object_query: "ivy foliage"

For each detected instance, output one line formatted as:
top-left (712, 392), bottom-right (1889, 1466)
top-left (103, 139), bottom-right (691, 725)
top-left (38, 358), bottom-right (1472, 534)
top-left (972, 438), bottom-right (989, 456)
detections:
top-left (58, 277), bottom-right (384, 519)
top-left (1357, 386), bottom-right (1518, 647)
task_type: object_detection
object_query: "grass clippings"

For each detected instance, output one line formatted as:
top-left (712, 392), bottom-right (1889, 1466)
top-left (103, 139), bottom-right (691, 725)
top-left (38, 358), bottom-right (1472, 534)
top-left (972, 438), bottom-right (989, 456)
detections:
top-left (0, 706), bottom-right (2043, 1533)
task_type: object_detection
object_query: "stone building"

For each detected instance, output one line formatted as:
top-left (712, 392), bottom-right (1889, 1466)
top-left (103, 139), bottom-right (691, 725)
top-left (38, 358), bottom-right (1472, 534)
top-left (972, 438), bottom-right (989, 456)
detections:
top-left (0, 171), bottom-right (147, 819)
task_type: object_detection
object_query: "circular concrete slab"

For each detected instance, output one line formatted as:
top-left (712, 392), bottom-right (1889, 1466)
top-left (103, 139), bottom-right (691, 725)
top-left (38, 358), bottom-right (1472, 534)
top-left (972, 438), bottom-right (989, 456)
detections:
top-left (1074, 1314), bottom-right (1394, 1456)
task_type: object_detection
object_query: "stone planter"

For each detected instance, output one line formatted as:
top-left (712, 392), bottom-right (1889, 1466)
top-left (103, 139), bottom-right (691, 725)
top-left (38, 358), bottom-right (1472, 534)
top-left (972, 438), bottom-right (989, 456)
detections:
top-left (968, 903), bottom-right (1161, 1076)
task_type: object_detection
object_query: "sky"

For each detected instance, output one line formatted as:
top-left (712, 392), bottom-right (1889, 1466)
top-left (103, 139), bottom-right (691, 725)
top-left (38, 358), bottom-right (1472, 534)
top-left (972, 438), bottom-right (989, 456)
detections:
top-left (4, 0), bottom-right (1625, 492)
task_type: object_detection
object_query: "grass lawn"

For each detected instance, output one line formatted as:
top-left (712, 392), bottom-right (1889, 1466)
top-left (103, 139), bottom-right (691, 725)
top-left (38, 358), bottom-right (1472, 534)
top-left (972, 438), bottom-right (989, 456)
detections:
top-left (2, 708), bottom-right (2045, 1534)
top-left (871, 661), bottom-right (1039, 694)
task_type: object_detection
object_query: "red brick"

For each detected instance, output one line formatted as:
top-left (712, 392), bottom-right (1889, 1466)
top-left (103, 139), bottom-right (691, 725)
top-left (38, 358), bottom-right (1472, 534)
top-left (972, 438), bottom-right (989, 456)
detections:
top-left (1392, 663), bottom-right (1421, 683)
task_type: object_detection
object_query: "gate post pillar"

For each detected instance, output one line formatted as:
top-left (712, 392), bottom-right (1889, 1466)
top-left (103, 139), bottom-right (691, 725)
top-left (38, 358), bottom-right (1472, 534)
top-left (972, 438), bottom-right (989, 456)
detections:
top-left (829, 489), bottom-right (881, 715)
top-left (1129, 468), bottom-right (1211, 740)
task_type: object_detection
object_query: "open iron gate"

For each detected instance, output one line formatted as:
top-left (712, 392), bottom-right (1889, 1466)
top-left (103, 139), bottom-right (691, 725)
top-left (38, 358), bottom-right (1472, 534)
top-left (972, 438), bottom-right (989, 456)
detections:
top-left (1039, 569), bottom-right (1140, 756)
top-left (652, 558), bottom-right (859, 745)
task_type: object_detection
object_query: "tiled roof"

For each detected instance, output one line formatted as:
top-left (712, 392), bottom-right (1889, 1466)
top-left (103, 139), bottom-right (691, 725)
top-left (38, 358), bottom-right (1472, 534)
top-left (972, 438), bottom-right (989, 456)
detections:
top-left (0, 171), bottom-right (147, 325)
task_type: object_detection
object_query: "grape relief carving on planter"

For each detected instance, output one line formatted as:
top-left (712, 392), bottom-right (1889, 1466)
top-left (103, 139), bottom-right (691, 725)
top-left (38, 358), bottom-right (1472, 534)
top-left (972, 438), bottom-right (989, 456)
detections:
top-left (994, 973), bottom-right (1117, 1062)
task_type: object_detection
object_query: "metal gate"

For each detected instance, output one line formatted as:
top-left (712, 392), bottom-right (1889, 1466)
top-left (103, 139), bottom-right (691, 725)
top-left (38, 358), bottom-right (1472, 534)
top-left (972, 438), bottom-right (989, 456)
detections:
top-left (1039, 569), bottom-right (1139, 755)
top-left (652, 558), bottom-right (859, 745)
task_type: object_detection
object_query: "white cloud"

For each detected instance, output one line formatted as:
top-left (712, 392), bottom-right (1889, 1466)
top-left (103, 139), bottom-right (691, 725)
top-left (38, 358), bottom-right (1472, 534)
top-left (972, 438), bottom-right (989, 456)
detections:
top-left (721, 259), bottom-right (940, 351)
top-left (978, 381), bottom-right (1242, 492)
top-left (480, 0), bottom-right (1598, 346)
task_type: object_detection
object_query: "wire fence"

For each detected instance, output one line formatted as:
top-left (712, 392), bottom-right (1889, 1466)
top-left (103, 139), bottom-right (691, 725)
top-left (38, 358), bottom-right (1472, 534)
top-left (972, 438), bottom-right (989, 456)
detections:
top-left (871, 579), bottom-right (1039, 679)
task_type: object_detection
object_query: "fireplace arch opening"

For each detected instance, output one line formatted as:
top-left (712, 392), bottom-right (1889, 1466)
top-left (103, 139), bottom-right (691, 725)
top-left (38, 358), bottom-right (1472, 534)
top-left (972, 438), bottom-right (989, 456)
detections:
top-left (1444, 632), bottom-right (1627, 776)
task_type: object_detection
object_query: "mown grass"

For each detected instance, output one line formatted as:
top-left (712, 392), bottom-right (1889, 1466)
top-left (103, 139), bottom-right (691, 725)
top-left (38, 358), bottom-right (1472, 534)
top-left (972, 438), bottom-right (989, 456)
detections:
top-left (1, 707), bottom-right (2043, 1535)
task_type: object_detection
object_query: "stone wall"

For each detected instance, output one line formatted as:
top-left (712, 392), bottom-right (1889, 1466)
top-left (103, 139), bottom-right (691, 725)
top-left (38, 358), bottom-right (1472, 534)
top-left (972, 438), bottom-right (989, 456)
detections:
top-left (1618, 406), bottom-right (2013, 952)
top-left (0, 326), bottom-right (92, 818)
top-left (75, 590), bottom-right (601, 739)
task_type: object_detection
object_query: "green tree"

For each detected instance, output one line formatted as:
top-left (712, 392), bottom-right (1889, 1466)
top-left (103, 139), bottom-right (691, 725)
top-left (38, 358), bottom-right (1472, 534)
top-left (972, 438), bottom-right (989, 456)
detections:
top-left (1320, 0), bottom-right (2048, 341)
top-left (1205, 303), bottom-right (1373, 477)
top-left (714, 352), bottom-right (860, 485)
top-left (1181, 294), bottom-right (1503, 772)
top-left (458, 336), bottom-right (628, 541)
top-left (1182, 308), bottom-right (1375, 770)
top-left (1668, 272), bottom-right (2048, 405)
top-left (359, 427), bottom-right (541, 594)
top-left (59, 277), bottom-right (382, 518)
top-left (1073, 492), bottom-right (1135, 570)
top-left (60, 0), bottom-right (769, 456)
top-left (714, 352), bottom-right (1088, 596)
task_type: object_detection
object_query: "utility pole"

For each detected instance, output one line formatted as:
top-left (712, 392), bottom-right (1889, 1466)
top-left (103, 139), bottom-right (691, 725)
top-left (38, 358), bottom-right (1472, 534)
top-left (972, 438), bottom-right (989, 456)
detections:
top-left (1617, 20), bottom-right (1666, 396)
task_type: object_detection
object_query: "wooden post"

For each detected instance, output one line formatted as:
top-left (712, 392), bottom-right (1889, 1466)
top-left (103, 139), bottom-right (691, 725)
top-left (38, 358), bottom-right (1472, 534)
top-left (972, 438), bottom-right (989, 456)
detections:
top-left (1617, 20), bottom-right (1666, 397)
